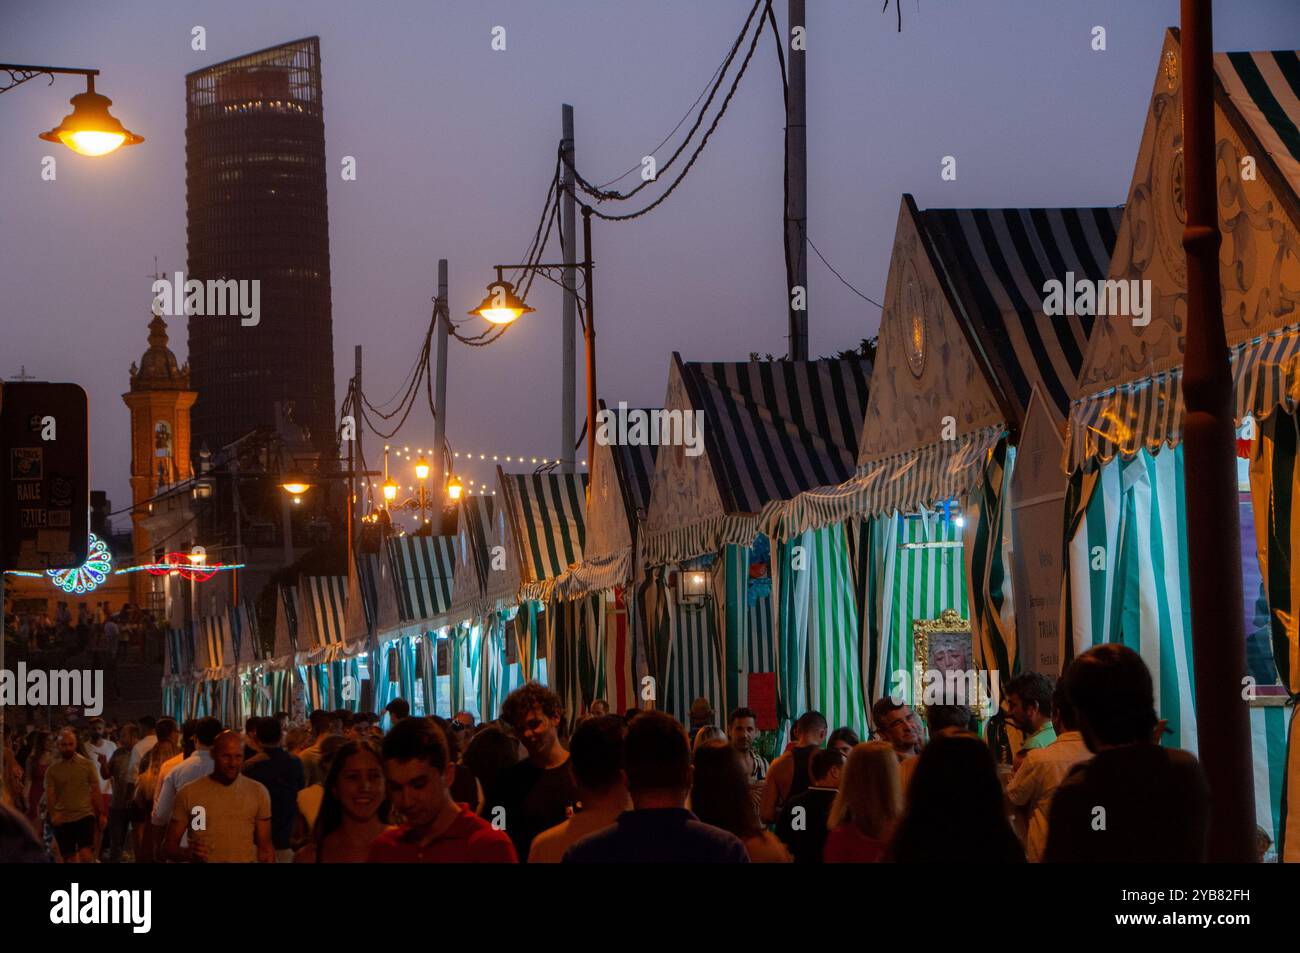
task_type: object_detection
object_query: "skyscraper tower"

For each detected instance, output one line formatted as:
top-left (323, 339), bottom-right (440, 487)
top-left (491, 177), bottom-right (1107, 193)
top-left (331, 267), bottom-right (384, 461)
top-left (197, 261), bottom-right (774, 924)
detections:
top-left (185, 37), bottom-right (336, 458)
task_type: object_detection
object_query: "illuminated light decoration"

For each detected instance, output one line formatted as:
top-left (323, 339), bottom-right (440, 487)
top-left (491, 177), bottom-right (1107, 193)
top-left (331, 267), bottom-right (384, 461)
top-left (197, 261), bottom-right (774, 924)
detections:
top-left (141, 552), bottom-right (228, 582)
top-left (46, 534), bottom-right (112, 594)
top-left (117, 562), bottom-right (244, 576)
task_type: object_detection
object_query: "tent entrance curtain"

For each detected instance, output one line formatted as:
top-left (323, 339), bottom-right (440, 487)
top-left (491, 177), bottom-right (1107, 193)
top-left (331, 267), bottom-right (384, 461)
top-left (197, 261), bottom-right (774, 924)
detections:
top-left (964, 440), bottom-right (1017, 682)
top-left (545, 596), bottom-right (606, 735)
top-left (1063, 446), bottom-right (1198, 751)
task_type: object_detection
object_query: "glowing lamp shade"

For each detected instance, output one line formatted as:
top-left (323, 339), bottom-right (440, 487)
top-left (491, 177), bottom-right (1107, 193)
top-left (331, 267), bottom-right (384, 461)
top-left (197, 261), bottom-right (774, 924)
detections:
top-left (681, 570), bottom-right (709, 599)
top-left (469, 281), bottom-right (533, 325)
top-left (415, 457), bottom-right (430, 481)
top-left (446, 475), bottom-right (464, 501)
top-left (382, 479), bottom-right (399, 503)
top-left (39, 85), bottom-right (143, 157)
top-left (280, 471), bottom-right (312, 495)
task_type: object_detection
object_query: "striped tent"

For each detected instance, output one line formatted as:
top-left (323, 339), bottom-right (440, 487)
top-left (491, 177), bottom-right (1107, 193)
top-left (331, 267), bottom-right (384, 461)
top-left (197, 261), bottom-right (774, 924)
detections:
top-left (664, 580), bottom-right (722, 730)
top-left (194, 613), bottom-right (235, 679)
top-left (232, 600), bottom-right (261, 667)
top-left (641, 356), bottom-right (871, 727)
top-left (550, 403), bottom-right (660, 600)
top-left (448, 493), bottom-right (520, 624)
top-left (644, 356), bottom-right (870, 567)
top-left (499, 469), bottom-right (588, 601)
top-left (1062, 32), bottom-right (1300, 854)
top-left (300, 575), bottom-right (348, 652)
top-left (358, 550), bottom-right (402, 639)
top-left (273, 585), bottom-right (300, 658)
top-left (921, 205), bottom-right (1122, 420)
top-left (388, 535), bottom-right (457, 624)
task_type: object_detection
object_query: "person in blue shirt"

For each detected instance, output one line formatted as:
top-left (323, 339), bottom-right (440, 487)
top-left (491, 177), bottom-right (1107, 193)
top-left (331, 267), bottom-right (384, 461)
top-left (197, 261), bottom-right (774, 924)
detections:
top-left (563, 711), bottom-right (749, 864)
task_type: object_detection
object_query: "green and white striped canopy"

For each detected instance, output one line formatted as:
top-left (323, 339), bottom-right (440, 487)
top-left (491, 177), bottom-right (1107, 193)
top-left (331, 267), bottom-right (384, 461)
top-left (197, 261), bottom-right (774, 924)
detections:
top-left (388, 535), bottom-right (457, 623)
top-left (499, 470), bottom-right (588, 600)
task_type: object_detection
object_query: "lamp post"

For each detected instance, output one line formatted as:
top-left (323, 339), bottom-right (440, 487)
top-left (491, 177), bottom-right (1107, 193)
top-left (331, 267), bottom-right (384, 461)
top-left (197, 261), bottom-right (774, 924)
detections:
top-left (415, 456), bottom-right (430, 530)
top-left (1, 64), bottom-right (144, 156)
top-left (470, 205), bottom-right (597, 470)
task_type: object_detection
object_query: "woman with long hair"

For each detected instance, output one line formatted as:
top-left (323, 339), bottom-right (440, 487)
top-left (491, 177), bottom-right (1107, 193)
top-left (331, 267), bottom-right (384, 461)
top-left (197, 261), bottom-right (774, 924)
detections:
top-left (888, 732), bottom-right (1025, 863)
top-left (295, 739), bottom-right (388, 863)
top-left (824, 741), bottom-right (901, 862)
top-left (690, 740), bottom-right (791, 863)
top-left (132, 736), bottom-right (178, 864)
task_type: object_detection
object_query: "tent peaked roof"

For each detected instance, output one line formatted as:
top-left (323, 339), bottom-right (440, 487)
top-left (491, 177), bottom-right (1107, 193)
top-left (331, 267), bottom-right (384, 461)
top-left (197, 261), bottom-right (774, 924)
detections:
top-left (680, 357), bottom-right (870, 514)
top-left (498, 469), bottom-right (588, 592)
top-left (1068, 31), bottom-right (1300, 467)
top-left (1217, 50), bottom-right (1300, 201)
top-left (388, 534), bottom-right (457, 623)
top-left (922, 204), bottom-right (1122, 420)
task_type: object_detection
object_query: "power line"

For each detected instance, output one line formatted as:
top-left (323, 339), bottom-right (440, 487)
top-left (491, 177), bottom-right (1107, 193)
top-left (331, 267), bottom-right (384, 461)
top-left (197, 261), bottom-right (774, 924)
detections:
top-left (572, 0), bottom-right (766, 203)
top-left (807, 237), bottom-right (883, 308)
top-left (569, 0), bottom-right (771, 223)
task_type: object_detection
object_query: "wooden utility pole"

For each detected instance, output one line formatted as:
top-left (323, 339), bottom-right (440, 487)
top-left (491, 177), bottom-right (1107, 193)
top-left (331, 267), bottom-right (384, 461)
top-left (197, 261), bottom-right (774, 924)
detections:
top-left (434, 260), bottom-right (450, 527)
top-left (1180, 0), bottom-right (1255, 861)
top-left (561, 104), bottom-right (577, 472)
top-left (786, 0), bottom-right (809, 360)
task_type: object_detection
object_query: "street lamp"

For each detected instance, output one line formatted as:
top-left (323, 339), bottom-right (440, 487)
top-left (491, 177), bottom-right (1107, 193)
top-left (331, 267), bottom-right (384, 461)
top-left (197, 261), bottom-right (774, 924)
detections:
top-left (469, 279), bottom-right (534, 325)
top-left (1, 66), bottom-right (144, 156)
top-left (280, 471), bottom-right (312, 495)
top-left (415, 456), bottom-right (429, 527)
top-left (446, 475), bottom-right (464, 501)
top-left (382, 479), bottom-right (399, 505)
top-left (472, 205), bottom-right (598, 468)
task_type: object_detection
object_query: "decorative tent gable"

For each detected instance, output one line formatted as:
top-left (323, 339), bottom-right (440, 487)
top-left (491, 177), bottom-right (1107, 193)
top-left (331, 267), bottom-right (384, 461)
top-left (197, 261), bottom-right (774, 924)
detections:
top-left (585, 405), bottom-right (636, 562)
top-left (645, 355), bottom-right (728, 539)
top-left (1075, 30), bottom-right (1300, 401)
top-left (859, 196), bottom-right (1005, 466)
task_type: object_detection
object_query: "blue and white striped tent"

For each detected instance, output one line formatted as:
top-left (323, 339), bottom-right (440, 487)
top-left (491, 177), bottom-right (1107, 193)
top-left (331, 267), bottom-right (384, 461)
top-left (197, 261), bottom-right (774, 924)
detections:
top-left (1063, 32), bottom-right (1300, 858)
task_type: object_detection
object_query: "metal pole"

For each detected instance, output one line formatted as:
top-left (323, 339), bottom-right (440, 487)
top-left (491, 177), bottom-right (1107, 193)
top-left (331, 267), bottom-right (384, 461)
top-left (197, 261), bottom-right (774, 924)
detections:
top-left (231, 456), bottom-right (241, 606)
top-left (1180, 0), bottom-right (1255, 862)
top-left (0, 574), bottom-right (6, 806)
top-left (281, 492), bottom-right (294, 566)
top-left (354, 344), bottom-right (364, 538)
top-left (582, 206), bottom-right (597, 474)
top-left (786, 0), bottom-right (809, 360)
top-left (434, 259), bottom-right (450, 518)
top-left (561, 104), bottom-right (577, 473)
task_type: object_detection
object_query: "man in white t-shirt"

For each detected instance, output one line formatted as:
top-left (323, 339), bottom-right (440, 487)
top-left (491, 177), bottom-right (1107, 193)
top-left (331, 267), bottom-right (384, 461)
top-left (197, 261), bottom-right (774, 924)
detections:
top-left (1006, 683), bottom-right (1092, 862)
top-left (83, 718), bottom-right (117, 860)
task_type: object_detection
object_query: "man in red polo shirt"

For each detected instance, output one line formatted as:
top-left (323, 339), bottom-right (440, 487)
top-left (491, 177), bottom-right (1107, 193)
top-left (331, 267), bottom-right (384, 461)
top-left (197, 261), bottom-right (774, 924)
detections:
top-left (368, 717), bottom-right (517, 863)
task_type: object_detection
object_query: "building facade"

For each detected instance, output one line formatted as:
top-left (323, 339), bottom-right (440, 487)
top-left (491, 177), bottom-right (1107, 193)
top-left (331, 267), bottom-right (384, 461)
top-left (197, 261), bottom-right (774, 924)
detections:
top-left (185, 36), bottom-right (336, 459)
top-left (122, 312), bottom-right (198, 608)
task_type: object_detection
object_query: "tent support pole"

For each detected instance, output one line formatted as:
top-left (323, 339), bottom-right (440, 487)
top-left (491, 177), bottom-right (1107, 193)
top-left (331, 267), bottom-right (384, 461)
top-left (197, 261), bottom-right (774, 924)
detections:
top-left (1180, 0), bottom-right (1255, 862)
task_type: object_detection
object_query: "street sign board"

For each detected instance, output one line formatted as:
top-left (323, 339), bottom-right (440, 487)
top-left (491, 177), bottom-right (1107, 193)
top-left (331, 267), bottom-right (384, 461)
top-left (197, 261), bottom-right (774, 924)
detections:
top-left (0, 382), bottom-right (89, 571)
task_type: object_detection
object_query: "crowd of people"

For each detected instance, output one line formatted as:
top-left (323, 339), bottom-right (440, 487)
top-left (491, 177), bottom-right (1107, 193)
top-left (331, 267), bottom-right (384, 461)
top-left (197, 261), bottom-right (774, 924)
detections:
top-left (0, 643), bottom-right (1272, 863)
top-left (3, 601), bottom-right (162, 669)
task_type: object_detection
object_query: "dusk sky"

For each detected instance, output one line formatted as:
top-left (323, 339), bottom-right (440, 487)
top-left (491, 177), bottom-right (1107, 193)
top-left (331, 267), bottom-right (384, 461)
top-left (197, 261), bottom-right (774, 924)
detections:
top-left (4, 0), bottom-right (1299, 518)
